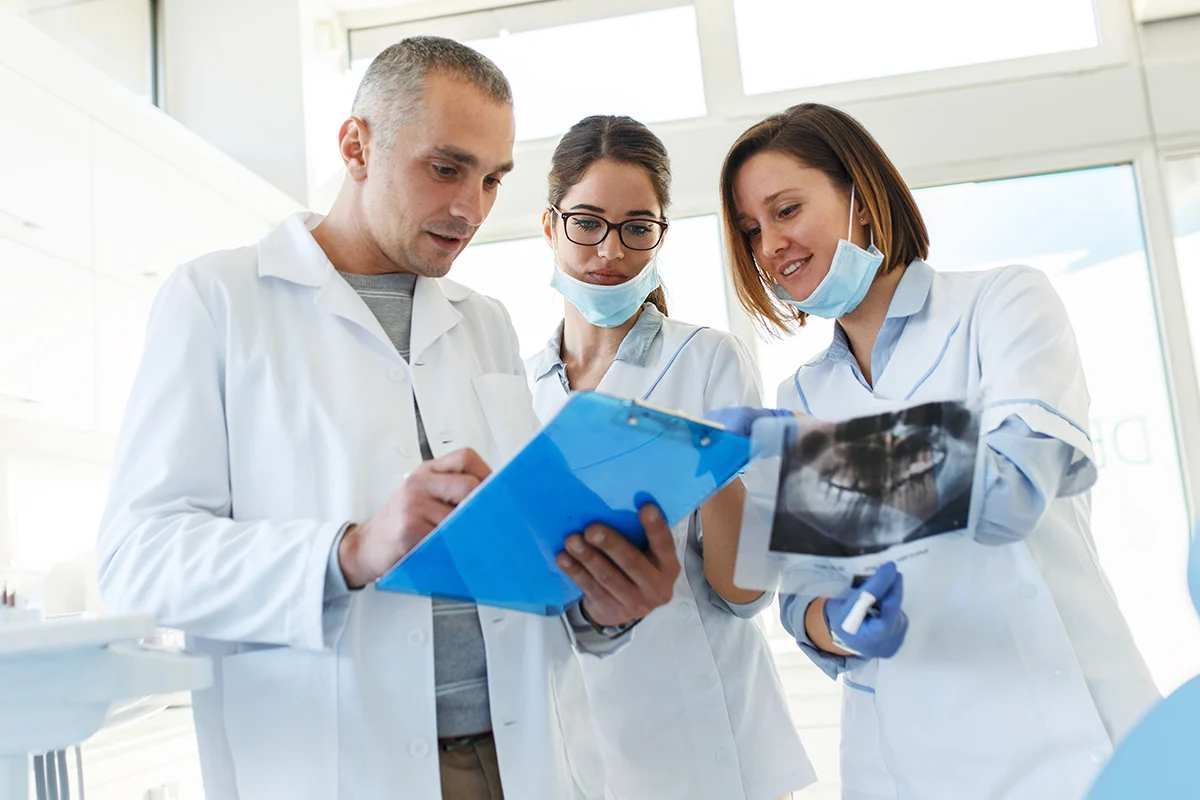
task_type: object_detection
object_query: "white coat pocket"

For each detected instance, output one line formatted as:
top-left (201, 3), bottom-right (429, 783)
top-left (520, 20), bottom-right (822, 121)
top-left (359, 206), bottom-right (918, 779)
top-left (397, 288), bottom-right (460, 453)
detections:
top-left (221, 646), bottom-right (338, 799)
top-left (471, 373), bottom-right (540, 465)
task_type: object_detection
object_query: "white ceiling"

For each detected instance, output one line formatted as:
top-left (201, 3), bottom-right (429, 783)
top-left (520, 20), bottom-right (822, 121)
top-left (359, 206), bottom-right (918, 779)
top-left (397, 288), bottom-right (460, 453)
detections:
top-left (326, 0), bottom-right (519, 15)
top-left (324, 0), bottom-right (424, 9)
top-left (1134, 0), bottom-right (1200, 21)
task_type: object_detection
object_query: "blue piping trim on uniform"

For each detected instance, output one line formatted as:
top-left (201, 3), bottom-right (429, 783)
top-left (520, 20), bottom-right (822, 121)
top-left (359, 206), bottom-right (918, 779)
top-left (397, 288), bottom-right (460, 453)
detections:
top-left (843, 678), bottom-right (876, 694)
top-left (792, 368), bottom-right (814, 415)
top-left (641, 327), bottom-right (706, 401)
top-left (904, 318), bottom-right (961, 401)
top-left (986, 397), bottom-right (1092, 440)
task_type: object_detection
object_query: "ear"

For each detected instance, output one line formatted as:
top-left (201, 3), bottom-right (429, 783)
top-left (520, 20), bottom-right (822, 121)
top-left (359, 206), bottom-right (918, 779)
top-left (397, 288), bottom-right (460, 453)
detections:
top-left (542, 208), bottom-right (556, 249)
top-left (339, 117), bottom-right (370, 181)
top-left (852, 190), bottom-right (870, 226)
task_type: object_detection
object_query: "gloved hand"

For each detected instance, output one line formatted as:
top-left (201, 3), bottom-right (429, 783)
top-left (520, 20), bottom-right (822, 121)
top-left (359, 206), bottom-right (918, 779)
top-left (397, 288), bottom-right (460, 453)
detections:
top-left (823, 561), bottom-right (907, 659)
top-left (703, 406), bottom-right (797, 437)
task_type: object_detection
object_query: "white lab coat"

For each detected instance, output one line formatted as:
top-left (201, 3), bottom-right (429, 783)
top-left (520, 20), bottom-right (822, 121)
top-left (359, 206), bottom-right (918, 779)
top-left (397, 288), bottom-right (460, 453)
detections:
top-left (526, 311), bottom-right (816, 800)
top-left (96, 213), bottom-right (579, 800)
top-left (780, 262), bottom-right (1159, 800)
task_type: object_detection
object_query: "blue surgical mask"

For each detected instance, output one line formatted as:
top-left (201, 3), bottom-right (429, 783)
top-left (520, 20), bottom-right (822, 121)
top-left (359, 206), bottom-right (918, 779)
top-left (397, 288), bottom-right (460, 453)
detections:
top-left (550, 261), bottom-right (660, 328)
top-left (773, 184), bottom-right (884, 319)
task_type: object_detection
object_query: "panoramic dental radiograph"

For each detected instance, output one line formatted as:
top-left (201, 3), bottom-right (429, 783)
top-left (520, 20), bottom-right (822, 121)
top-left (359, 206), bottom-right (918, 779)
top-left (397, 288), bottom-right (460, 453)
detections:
top-left (769, 400), bottom-right (980, 557)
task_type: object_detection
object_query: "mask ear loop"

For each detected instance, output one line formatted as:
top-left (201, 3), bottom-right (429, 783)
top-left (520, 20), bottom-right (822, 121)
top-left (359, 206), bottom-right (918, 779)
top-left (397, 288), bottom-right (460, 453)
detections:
top-left (847, 183), bottom-right (856, 242)
top-left (848, 183), bottom-right (875, 250)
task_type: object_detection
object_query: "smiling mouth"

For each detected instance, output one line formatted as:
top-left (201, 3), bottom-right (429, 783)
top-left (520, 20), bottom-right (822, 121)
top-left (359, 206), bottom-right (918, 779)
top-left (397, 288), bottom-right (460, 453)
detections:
top-left (780, 255), bottom-right (811, 278)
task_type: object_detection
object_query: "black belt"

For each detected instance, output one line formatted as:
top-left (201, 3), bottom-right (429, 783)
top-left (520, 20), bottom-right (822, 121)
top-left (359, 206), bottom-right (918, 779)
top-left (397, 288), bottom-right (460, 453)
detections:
top-left (438, 731), bottom-right (493, 752)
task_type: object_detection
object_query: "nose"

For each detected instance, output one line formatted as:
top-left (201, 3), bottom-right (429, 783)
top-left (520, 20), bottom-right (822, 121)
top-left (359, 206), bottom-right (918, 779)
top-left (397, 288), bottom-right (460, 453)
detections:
top-left (450, 182), bottom-right (486, 228)
top-left (759, 223), bottom-right (788, 260)
top-left (596, 227), bottom-right (625, 261)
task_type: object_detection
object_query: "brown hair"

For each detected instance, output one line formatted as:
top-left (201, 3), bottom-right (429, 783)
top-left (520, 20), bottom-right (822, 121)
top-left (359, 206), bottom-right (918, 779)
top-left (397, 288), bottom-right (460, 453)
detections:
top-left (719, 103), bottom-right (929, 334)
top-left (548, 115), bottom-right (671, 316)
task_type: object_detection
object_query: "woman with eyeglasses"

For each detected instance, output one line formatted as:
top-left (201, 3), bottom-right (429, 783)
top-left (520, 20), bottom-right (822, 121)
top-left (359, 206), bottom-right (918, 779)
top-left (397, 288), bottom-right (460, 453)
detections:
top-left (526, 115), bottom-right (814, 800)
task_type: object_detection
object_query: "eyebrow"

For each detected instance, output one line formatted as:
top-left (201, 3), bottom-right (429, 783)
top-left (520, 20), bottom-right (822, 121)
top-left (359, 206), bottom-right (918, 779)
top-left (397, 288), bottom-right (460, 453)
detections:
top-left (432, 146), bottom-right (514, 175)
top-left (736, 189), bottom-right (794, 223)
top-left (568, 203), bottom-right (661, 218)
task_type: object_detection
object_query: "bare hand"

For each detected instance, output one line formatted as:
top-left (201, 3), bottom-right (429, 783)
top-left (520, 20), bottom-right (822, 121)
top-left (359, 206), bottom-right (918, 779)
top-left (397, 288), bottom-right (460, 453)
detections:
top-left (556, 503), bottom-right (681, 628)
top-left (339, 448), bottom-right (491, 589)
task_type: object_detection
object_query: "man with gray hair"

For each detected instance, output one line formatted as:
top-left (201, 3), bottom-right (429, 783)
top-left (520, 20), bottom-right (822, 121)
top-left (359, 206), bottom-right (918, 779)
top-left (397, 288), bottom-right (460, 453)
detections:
top-left (98, 36), bottom-right (681, 800)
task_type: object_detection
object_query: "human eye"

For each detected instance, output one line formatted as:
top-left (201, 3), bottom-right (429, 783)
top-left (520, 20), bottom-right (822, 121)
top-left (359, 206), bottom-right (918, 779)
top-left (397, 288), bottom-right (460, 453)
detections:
top-left (778, 204), bottom-right (799, 219)
top-left (433, 164), bottom-right (457, 178)
top-left (571, 217), bottom-right (602, 231)
top-left (483, 175), bottom-right (503, 189)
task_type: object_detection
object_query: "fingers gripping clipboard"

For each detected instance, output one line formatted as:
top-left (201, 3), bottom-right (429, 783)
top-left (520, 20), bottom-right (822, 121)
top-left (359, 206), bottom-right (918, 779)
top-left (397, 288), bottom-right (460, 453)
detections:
top-left (376, 391), bottom-right (750, 615)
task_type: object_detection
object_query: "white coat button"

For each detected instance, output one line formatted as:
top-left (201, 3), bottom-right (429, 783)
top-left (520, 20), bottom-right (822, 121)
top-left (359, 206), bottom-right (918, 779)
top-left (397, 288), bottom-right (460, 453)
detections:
top-left (1019, 582), bottom-right (1038, 599)
top-left (407, 628), bottom-right (428, 647)
top-left (409, 739), bottom-right (430, 758)
top-left (1090, 753), bottom-right (1106, 765)
top-left (715, 746), bottom-right (732, 765)
top-left (1053, 667), bottom-right (1068, 680)
top-left (676, 603), bottom-right (693, 618)
top-left (389, 366), bottom-right (407, 383)
top-left (697, 674), bottom-right (714, 690)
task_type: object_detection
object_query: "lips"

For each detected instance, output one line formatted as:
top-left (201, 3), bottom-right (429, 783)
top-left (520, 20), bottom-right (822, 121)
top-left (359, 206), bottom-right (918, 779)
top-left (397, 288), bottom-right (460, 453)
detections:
top-left (779, 255), bottom-right (811, 279)
top-left (585, 271), bottom-right (631, 286)
top-left (427, 232), bottom-right (463, 252)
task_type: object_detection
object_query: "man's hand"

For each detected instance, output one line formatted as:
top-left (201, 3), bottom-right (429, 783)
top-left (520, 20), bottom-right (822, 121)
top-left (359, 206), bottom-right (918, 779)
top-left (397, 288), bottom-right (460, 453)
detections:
top-left (556, 503), bottom-right (681, 628)
top-left (339, 448), bottom-right (491, 589)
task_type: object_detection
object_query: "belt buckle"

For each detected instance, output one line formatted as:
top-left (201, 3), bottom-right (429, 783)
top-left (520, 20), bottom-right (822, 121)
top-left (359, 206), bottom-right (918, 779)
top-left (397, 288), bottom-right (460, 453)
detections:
top-left (440, 733), bottom-right (485, 753)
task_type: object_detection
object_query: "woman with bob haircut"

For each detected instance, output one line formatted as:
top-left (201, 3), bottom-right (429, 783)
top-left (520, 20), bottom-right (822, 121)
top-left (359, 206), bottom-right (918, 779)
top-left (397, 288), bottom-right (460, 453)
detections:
top-left (528, 114), bottom-right (815, 800)
top-left (705, 102), bottom-right (1159, 800)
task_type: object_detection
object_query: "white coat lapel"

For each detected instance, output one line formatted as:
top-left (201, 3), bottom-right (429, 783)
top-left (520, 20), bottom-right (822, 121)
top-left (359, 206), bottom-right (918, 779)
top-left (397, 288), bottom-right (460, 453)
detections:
top-left (410, 277), bottom-right (465, 365)
top-left (871, 265), bottom-right (963, 402)
top-left (257, 212), bottom-right (398, 356)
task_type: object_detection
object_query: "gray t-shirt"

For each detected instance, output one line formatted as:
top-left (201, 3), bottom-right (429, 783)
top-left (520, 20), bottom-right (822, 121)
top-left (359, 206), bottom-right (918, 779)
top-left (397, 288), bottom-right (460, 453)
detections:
top-left (340, 270), bottom-right (491, 738)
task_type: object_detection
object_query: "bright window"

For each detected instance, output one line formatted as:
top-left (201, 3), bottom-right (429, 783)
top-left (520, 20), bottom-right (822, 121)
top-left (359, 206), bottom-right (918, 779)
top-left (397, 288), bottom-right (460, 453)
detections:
top-left (734, 0), bottom-right (1099, 95)
top-left (448, 234), bottom-right (562, 360)
top-left (915, 165), bottom-right (1196, 694)
top-left (1166, 155), bottom-right (1200, 373)
top-left (654, 215), bottom-right (732, 333)
top-left (350, 5), bottom-right (707, 143)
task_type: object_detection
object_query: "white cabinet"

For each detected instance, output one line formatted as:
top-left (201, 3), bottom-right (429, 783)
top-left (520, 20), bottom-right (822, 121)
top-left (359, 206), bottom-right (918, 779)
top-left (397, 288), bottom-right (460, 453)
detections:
top-left (94, 274), bottom-right (156, 435)
top-left (91, 125), bottom-right (274, 284)
top-left (0, 238), bottom-right (95, 430)
top-left (0, 64), bottom-right (92, 268)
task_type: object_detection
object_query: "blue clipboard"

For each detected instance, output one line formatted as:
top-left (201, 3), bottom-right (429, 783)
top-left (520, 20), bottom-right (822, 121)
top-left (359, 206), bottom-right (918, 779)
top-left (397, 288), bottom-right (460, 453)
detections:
top-left (375, 391), bottom-right (750, 615)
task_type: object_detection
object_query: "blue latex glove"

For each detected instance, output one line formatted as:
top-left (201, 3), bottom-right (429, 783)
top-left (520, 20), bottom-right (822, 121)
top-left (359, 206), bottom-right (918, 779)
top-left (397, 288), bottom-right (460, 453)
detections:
top-left (823, 561), bottom-right (908, 659)
top-left (703, 406), bottom-right (796, 437)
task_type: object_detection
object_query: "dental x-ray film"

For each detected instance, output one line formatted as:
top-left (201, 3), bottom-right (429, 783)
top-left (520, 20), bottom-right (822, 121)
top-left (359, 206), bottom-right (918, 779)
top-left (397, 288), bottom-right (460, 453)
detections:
top-left (733, 399), bottom-right (983, 594)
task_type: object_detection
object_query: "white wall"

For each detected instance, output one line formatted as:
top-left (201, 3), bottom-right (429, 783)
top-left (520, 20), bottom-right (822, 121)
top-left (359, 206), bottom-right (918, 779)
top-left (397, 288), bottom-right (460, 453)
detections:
top-left (0, 9), bottom-right (301, 614)
top-left (0, 0), bottom-right (153, 100)
top-left (160, 0), bottom-right (354, 208)
top-left (160, 0), bottom-right (311, 202)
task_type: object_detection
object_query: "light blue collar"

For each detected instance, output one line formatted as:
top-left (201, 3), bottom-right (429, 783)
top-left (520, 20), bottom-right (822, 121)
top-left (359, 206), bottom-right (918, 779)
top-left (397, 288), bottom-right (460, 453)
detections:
top-left (530, 303), bottom-right (664, 381)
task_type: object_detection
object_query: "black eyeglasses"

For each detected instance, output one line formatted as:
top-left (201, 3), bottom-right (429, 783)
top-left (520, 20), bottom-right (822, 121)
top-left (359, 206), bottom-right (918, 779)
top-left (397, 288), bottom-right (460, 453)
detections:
top-left (551, 206), bottom-right (668, 251)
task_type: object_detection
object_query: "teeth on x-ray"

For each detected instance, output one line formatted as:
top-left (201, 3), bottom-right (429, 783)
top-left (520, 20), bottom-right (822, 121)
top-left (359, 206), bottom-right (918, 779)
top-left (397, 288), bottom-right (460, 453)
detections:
top-left (769, 400), bottom-right (981, 558)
